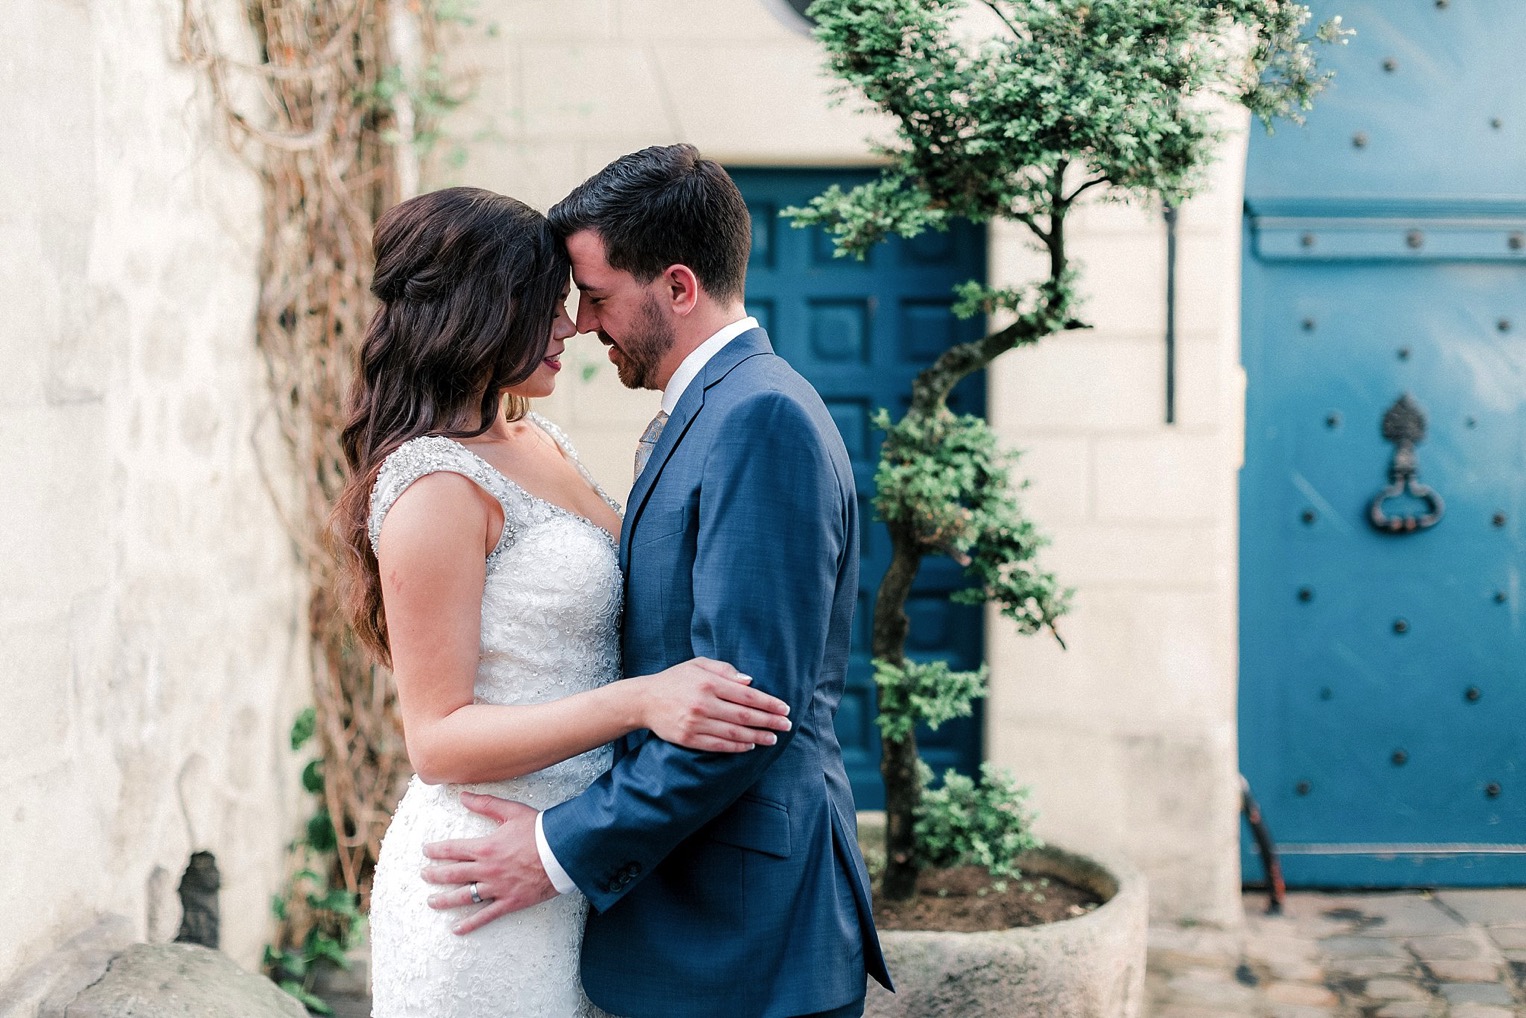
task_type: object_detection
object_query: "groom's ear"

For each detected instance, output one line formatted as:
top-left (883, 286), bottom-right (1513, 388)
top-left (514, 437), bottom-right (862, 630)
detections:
top-left (661, 264), bottom-right (701, 317)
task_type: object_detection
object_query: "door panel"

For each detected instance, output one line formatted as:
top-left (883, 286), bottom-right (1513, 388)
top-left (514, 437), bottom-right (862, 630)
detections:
top-left (730, 168), bottom-right (987, 807)
top-left (1240, 1), bottom-right (1526, 885)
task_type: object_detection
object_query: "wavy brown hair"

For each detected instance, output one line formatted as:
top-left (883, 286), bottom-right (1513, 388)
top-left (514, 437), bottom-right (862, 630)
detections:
top-left (333, 187), bottom-right (570, 665)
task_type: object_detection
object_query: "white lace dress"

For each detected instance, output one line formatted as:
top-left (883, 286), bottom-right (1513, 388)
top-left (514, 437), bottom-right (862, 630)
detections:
top-left (366, 416), bottom-right (621, 1018)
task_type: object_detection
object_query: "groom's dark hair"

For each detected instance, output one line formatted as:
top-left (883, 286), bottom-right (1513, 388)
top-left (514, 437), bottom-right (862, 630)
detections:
top-left (549, 143), bottom-right (751, 302)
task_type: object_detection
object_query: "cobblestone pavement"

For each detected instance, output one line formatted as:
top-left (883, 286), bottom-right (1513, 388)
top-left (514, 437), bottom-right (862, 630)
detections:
top-left (1149, 889), bottom-right (1526, 1017)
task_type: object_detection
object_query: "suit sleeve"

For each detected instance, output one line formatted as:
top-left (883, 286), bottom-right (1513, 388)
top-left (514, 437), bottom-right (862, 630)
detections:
top-left (539, 388), bottom-right (847, 911)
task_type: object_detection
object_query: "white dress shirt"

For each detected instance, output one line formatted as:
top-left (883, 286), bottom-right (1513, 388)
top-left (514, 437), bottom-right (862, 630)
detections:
top-left (533, 315), bottom-right (759, 896)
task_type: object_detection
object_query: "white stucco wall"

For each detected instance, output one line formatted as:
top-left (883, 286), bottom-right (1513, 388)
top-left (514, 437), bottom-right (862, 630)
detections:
top-left (439, 0), bottom-right (1246, 923)
top-left (0, 0), bottom-right (308, 991)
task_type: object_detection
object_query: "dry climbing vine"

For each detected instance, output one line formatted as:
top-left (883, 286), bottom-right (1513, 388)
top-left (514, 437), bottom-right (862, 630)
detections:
top-left (178, 0), bottom-right (464, 910)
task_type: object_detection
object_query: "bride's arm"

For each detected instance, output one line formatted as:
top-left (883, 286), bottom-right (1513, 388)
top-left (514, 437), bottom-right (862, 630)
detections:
top-left (378, 472), bottom-right (790, 786)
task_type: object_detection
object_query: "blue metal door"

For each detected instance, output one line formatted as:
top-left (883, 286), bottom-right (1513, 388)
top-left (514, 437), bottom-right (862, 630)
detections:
top-left (1240, 1), bottom-right (1526, 885)
top-left (729, 168), bottom-right (987, 808)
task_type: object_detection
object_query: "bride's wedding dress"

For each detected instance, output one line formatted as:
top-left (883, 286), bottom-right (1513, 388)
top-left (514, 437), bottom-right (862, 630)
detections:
top-left (367, 417), bottom-right (621, 1018)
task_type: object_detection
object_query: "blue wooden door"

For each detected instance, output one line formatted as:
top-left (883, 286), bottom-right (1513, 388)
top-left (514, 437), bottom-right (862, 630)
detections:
top-left (729, 168), bottom-right (987, 808)
top-left (1240, 1), bottom-right (1526, 885)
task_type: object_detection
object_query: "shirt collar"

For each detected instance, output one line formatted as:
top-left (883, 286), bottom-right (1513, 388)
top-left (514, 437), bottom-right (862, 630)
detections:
top-left (659, 316), bottom-right (759, 415)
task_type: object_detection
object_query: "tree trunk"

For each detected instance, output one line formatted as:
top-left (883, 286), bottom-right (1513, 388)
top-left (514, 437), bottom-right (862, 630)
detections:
top-left (874, 524), bottom-right (924, 900)
top-left (878, 729), bottom-right (923, 900)
top-left (871, 207), bottom-right (1069, 901)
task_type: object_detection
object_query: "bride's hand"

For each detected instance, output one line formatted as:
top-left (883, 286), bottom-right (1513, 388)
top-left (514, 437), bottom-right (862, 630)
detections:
top-left (636, 657), bottom-right (792, 753)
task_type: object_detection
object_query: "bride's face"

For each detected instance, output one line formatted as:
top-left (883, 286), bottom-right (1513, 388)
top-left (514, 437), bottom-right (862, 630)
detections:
top-left (507, 287), bottom-right (576, 400)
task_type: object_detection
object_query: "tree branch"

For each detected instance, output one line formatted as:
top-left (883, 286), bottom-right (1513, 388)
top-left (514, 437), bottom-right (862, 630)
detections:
top-left (979, 0), bottom-right (1023, 41)
top-left (1062, 174), bottom-right (1111, 206)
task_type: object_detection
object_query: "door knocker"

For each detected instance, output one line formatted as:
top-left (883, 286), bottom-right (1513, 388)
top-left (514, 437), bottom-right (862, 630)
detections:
top-left (1368, 393), bottom-right (1444, 533)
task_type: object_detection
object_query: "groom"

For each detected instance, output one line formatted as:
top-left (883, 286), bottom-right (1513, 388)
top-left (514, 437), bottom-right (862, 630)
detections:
top-left (421, 144), bottom-right (891, 1018)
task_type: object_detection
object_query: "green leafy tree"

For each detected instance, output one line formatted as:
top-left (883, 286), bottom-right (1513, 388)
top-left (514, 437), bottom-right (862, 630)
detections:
top-left (791, 0), bottom-right (1346, 901)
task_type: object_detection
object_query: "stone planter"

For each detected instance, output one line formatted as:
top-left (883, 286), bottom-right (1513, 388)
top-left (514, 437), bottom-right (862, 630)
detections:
top-left (863, 842), bottom-right (1148, 1018)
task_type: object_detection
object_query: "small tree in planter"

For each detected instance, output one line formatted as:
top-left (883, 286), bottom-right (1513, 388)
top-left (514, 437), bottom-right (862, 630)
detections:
top-left (791, 0), bottom-right (1346, 903)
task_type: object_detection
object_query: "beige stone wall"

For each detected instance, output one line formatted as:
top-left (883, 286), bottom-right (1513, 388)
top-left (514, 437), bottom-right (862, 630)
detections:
top-left (0, 0), bottom-right (308, 988)
top-left (438, 0), bottom-right (1246, 922)
top-left (984, 118), bottom-right (1251, 926)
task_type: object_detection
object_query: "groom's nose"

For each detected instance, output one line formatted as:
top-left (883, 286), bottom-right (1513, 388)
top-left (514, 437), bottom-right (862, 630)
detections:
top-left (573, 295), bottom-right (599, 335)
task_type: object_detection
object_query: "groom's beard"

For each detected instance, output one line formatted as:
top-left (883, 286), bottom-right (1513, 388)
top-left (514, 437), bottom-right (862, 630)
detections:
top-left (610, 292), bottom-right (675, 391)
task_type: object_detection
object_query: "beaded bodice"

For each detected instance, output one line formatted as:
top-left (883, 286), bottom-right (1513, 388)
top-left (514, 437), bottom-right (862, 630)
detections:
top-left (366, 414), bottom-right (622, 1018)
top-left (366, 416), bottom-right (623, 758)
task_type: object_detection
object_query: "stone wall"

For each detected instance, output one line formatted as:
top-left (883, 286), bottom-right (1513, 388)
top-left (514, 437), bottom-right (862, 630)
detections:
top-left (435, 0), bottom-right (1246, 922)
top-left (983, 121), bottom-right (1251, 926)
top-left (0, 0), bottom-right (308, 991)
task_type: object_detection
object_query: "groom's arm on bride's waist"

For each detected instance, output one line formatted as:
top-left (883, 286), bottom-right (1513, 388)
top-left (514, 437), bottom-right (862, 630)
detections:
top-left (540, 389), bottom-right (850, 909)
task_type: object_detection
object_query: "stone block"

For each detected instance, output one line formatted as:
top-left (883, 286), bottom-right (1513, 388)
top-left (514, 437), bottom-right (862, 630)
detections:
top-left (1438, 982), bottom-right (1516, 1007)
top-left (1321, 936), bottom-right (1409, 959)
top-left (1266, 958), bottom-right (1325, 983)
top-left (1171, 340), bottom-right (1244, 432)
top-left (1426, 959), bottom-right (1503, 983)
top-left (1406, 935), bottom-right (1484, 961)
top-left (475, 0), bottom-right (617, 41)
top-left (614, 0), bottom-right (798, 41)
top-left (1323, 894), bottom-right (1464, 939)
top-left (1449, 1006), bottom-right (1518, 1018)
top-left (1371, 1003), bottom-right (1432, 1018)
top-left (1434, 889), bottom-right (1526, 929)
top-left (1093, 433), bottom-right (1230, 524)
top-left (1490, 927), bottom-right (1526, 950)
top-left (989, 335), bottom-right (1168, 434)
top-left (1323, 956), bottom-right (1412, 979)
top-left (651, 44), bottom-right (891, 161)
top-left (1163, 973), bottom-right (1259, 1009)
top-left (1266, 1005), bottom-right (1338, 1018)
top-left (517, 44), bottom-right (676, 141)
top-left (1147, 924), bottom-right (1242, 968)
top-left (1067, 230), bottom-right (1165, 341)
top-left (1360, 977), bottom-right (1432, 1001)
top-left (1040, 521), bottom-right (1223, 589)
top-left (986, 588), bottom-right (1237, 728)
top-left (1264, 981), bottom-right (1338, 1007)
top-left (1172, 231), bottom-right (1242, 339)
top-left (986, 220), bottom-right (1052, 295)
top-left (1243, 933), bottom-right (1320, 971)
top-left (1002, 437), bottom-right (1093, 524)
top-left (46, 943), bottom-right (304, 1018)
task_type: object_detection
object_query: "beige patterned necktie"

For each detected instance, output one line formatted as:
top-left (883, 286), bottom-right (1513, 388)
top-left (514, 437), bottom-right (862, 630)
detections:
top-left (634, 410), bottom-right (669, 481)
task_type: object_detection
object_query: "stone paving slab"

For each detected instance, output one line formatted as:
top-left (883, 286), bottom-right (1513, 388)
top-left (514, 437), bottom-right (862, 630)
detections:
top-left (1435, 891), bottom-right (1526, 929)
top-left (1148, 890), bottom-right (1526, 1017)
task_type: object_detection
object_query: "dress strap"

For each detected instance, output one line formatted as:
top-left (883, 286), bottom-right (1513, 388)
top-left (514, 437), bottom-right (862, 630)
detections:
top-left (368, 435), bottom-right (522, 564)
top-left (528, 412), bottom-right (624, 515)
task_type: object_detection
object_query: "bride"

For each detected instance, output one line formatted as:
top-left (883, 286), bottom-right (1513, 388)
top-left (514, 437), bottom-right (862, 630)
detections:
top-left (332, 187), bottom-right (792, 1017)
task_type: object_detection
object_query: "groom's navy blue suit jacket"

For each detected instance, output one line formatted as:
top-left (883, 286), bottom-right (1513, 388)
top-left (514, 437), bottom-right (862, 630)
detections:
top-left (541, 329), bottom-right (891, 1018)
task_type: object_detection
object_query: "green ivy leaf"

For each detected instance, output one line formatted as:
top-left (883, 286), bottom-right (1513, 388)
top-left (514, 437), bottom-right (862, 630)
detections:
top-left (289, 707), bottom-right (317, 751)
top-left (301, 759), bottom-right (324, 795)
top-left (306, 811), bottom-right (337, 853)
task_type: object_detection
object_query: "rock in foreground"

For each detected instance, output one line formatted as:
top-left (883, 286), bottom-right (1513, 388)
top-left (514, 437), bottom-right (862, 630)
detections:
top-left (54, 943), bottom-right (305, 1018)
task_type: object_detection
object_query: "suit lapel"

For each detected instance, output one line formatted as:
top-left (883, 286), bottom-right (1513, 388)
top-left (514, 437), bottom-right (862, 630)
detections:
top-left (618, 328), bottom-right (773, 569)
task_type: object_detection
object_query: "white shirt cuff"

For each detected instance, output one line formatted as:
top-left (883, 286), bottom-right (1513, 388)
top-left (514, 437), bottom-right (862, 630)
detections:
top-left (534, 811), bottom-right (576, 896)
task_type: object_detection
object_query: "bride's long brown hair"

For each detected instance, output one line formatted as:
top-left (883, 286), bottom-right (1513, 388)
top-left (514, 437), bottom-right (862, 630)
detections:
top-left (333, 187), bottom-right (571, 665)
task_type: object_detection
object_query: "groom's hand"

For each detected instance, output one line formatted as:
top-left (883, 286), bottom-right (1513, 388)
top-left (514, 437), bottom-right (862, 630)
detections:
top-left (421, 793), bottom-right (557, 935)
